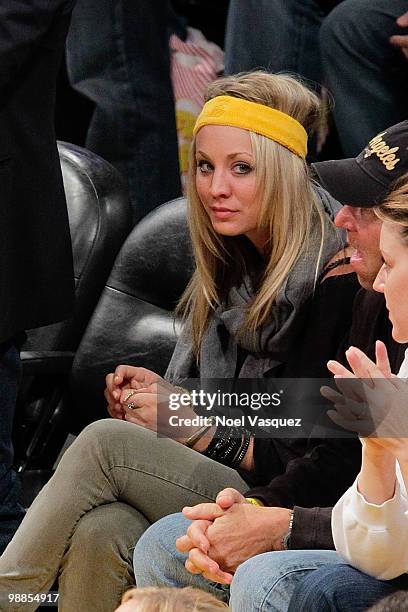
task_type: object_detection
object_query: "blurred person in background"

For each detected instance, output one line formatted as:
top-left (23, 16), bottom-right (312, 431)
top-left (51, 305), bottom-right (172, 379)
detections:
top-left (115, 586), bottom-right (228, 611)
top-left (0, 0), bottom-right (75, 552)
top-left (225, 0), bottom-right (408, 158)
top-left (66, 0), bottom-right (182, 222)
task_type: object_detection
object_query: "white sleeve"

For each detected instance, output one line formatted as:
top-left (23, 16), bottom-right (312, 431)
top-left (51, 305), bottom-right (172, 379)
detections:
top-left (332, 475), bottom-right (408, 579)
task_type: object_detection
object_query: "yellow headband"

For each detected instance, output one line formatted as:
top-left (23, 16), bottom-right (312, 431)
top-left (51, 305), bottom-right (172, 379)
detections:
top-left (193, 95), bottom-right (308, 159)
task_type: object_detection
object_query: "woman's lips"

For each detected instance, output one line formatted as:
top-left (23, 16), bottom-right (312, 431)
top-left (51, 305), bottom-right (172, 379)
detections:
top-left (210, 207), bottom-right (237, 219)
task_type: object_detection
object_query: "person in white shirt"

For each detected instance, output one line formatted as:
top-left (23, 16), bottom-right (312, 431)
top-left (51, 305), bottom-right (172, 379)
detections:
top-left (288, 174), bottom-right (408, 610)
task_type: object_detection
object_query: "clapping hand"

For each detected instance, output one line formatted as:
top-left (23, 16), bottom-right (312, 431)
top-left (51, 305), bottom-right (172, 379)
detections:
top-left (322, 342), bottom-right (408, 458)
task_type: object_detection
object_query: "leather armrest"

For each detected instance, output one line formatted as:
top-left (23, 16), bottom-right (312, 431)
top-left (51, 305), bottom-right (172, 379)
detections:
top-left (21, 351), bottom-right (75, 376)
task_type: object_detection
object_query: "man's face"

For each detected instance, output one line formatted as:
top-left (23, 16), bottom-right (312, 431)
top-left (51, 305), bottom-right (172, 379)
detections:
top-left (334, 206), bottom-right (383, 289)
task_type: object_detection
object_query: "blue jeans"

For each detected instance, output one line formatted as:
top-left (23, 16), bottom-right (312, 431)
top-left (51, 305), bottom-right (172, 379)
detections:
top-left (0, 342), bottom-right (25, 554)
top-left (133, 512), bottom-right (344, 611)
top-left (288, 563), bottom-right (408, 611)
top-left (225, 0), bottom-right (327, 86)
top-left (320, 0), bottom-right (408, 156)
top-left (225, 0), bottom-right (408, 157)
top-left (66, 0), bottom-right (181, 222)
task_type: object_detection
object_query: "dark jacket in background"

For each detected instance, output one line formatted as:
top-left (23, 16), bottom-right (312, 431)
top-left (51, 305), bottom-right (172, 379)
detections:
top-left (0, 0), bottom-right (75, 344)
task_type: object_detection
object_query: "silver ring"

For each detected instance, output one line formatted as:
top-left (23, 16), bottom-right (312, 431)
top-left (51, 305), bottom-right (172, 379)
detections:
top-left (127, 402), bottom-right (136, 410)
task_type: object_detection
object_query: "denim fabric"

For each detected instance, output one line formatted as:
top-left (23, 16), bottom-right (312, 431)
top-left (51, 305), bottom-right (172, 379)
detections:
top-left (225, 0), bottom-right (328, 87)
top-left (320, 0), bottom-right (408, 156)
top-left (225, 0), bottom-right (408, 157)
top-left (288, 563), bottom-right (408, 611)
top-left (0, 342), bottom-right (25, 554)
top-left (230, 550), bottom-right (343, 611)
top-left (134, 513), bottom-right (229, 603)
top-left (66, 0), bottom-right (181, 222)
top-left (133, 512), bottom-right (343, 611)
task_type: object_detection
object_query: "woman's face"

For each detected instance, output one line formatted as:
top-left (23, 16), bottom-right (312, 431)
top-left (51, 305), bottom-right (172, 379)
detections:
top-left (195, 125), bottom-right (266, 251)
top-left (373, 221), bottom-right (408, 342)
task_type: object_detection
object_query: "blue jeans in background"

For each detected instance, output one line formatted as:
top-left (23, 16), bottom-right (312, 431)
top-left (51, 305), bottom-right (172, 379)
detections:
top-left (225, 0), bottom-right (408, 157)
top-left (0, 341), bottom-right (25, 554)
top-left (225, 0), bottom-right (328, 87)
top-left (66, 0), bottom-right (181, 222)
top-left (288, 563), bottom-right (408, 611)
top-left (133, 512), bottom-right (344, 611)
top-left (320, 0), bottom-right (408, 157)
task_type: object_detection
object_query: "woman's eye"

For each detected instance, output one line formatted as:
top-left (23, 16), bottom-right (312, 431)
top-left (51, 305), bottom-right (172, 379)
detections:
top-left (234, 163), bottom-right (253, 174)
top-left (197, 160), bottom-right (212, 173)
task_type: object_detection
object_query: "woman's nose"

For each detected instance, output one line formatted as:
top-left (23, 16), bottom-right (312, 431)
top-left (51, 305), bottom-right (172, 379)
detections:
top-left (373, 264), bottom-right (386, 293)
top-left (209, 169), bottom-right (231, 198)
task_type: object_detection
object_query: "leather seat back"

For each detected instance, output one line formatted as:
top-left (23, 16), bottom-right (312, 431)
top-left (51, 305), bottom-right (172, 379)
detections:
top-left (24, 141), bottom-right (133, 351)
top-left (69, 197), bottom-right (194, 428)
top-left (14, 142), bottom-right (132, 470)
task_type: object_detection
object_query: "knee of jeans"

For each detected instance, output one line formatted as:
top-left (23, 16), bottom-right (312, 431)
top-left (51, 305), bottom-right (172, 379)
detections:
top-left (230, 553), bottom-right (277, 605)
top-left (133, 513), bottom-right (190, 580)
top-left (230, 559), bottom-right (255, 603)
top-left (298, 563), bottom-right (350, 601)
top-left (320, 0), bottom-right (375, 57)
top-left (61, 418), bottom-right (127, 467)
top-left (231, 551), bottom-right (307, 606)
top-left (71, 510), bottom-right (116, 552)
top-left (319, 0), bottom-right (355, 54)
top-left (71, 503), bottom-right (148, 556)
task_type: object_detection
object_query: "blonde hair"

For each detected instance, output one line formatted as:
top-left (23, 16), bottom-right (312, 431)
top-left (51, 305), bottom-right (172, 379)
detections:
top-left (118, 586), bottom-right (229, 611)
top-left (177, 70), bottom-right (324, 354)
top-left (374, 172), bottom-right (408, 244)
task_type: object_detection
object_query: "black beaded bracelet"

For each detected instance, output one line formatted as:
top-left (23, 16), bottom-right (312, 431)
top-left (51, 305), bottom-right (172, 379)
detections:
top-left (230, 429), bottom-right (251, 468)
top-left (209, 431), bottom-right (233, 458)
top-left (217, 434), bottom-right (242, 465)
top-left (202, 424), bottom-right (231, 458)
top-left (203, 424), bottom-right (251, 468)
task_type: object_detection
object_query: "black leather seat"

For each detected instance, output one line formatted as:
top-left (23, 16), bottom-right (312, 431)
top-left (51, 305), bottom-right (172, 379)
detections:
top-left (14, 142), bottom-right (133, 471)
top-left (24, 141), bottom-right (133, 352)
top-left (69, 196), bottom-right (194, 429)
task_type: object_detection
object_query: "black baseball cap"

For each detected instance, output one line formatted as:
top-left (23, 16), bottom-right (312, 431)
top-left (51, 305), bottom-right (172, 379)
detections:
top-left (312, 121), bottom-right (408, 208)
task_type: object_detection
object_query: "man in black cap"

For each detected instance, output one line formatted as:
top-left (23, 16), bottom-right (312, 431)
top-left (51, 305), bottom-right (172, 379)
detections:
top-left (314, 120), bottom-right (408, 212)
top-left (129, 121), bottom-right (408, 611)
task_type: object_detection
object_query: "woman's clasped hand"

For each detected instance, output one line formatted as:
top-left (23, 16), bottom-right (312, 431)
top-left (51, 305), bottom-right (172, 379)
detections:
top-left (105, 365), bottom-right (200, 442)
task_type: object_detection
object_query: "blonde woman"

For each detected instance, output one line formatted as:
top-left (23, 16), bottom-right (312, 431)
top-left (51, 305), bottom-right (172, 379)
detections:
top-left (0, 71), bottom-right (358, 612)
top-left (115, 587), bottom-right (228, 612)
